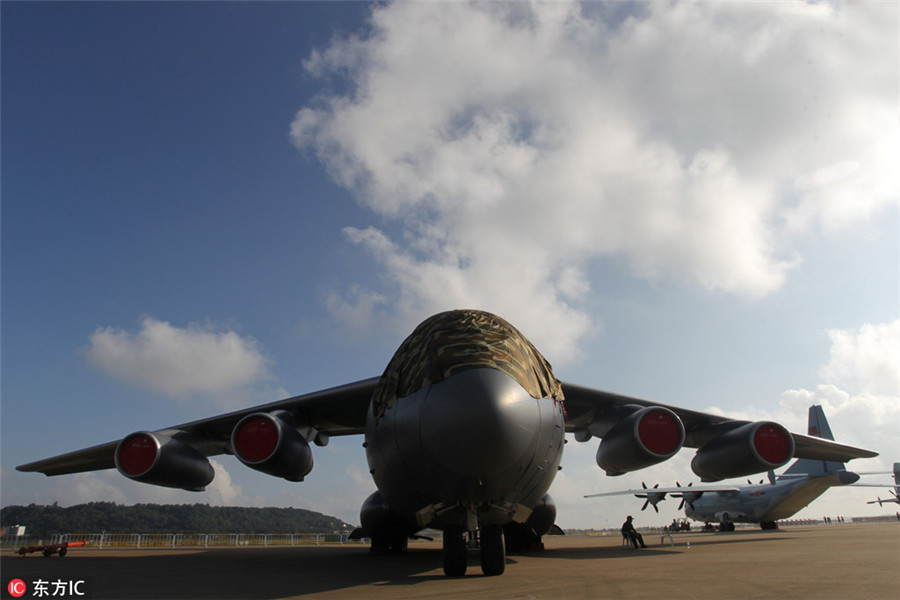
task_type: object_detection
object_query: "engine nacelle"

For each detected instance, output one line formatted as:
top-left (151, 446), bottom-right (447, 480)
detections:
top-left (359, 490), bottom-right (392, 534)
top-left (115, 431), bottom-right (214, 491)
top-left (596, 406), bottom-right (685, 475)
top-left (524, 493), bottom-right (557, 537)
top-left (231, 412), bottom-right (313, 481)
top-left (355, 490), bottom-right (418, 549)
top-left (691, 421), bottom-right (794, 481)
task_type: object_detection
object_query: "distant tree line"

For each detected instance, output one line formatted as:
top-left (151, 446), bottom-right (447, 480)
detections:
top-left (0, 502), bottom-right (353, 536)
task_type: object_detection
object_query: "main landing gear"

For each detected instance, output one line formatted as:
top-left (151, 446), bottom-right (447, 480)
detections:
top-left (479, 525), bottom-right (506, 576)
top-left (442, 525), bottom-right (507, 577)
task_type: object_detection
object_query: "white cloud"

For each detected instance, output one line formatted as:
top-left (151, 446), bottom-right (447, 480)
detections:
top-left (86, 317), bottom-right (271, 400)
top-left (819, 320), bottom-right (900, 397)
top-left (206, 459), bottom-right (243, 505)
top-left (291, 1), bottom-right (899, 358)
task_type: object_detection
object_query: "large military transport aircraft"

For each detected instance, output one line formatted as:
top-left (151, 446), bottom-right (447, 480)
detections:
top-left (17, 310), bottom-right (878, 576)
top-left (587, 405), bottom-right (880, 530)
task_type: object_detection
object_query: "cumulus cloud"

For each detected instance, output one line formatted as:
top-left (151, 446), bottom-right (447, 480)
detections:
top-left (291, 1), bottom-right (899, 357)
top-left (86, 317), bottom-right (271, 400)
top-left (819, 321), bottom-right (900, 397)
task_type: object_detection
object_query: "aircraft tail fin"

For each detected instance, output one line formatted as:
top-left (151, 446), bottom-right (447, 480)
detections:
top-left (806, 404), bottom-right (835, 441)
top-left (780, 405), bottom-right (845, 479)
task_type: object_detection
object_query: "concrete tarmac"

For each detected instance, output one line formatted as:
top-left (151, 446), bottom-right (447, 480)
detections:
top-left (3, 522), bottom-right (898, 599)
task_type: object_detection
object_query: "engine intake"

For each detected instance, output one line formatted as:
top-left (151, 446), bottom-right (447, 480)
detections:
top-left (115, 431), bottom-right (214, 491)
top-left (231, 412), bottom-right (313, 481)
top-left (596, 406), bottom-right (685, 475)
top-left (691, 421), bottom-right (794, 481)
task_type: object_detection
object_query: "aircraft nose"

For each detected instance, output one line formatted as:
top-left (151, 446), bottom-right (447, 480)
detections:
top-left (419, 368), bottom-right (542, 479)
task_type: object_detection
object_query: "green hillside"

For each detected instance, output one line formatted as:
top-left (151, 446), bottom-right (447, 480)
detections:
top-left (1, 502), bottom-right (354, 535)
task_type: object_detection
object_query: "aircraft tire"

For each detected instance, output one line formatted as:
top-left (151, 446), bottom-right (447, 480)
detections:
top-left (443, 526), bottom-right (467, 577)
top-left (480, 525), bottom-right (506, 576)
top-left (387, 534), bottom-right (408, 554)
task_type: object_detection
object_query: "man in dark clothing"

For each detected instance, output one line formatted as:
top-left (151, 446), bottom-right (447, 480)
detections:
top-left (621, 515), bottom-right (647, 548)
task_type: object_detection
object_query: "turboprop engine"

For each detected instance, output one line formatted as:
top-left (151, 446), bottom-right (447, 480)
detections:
top-left (115, 431), bottom-right (214, 491)
top-left (691, 421), bottom-right (794, 481)
top-left (596, 406), bottom-right (685, 475)
top-left (231, 411), bottom-right (314, 481)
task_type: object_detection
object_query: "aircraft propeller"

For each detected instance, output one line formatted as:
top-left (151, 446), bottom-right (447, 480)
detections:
top-left (634, 482), bottom-right (667, 512)
top-left (671, 481), bottom-right (702, 511)
top-left (870, 489), bottom-right (899, 507)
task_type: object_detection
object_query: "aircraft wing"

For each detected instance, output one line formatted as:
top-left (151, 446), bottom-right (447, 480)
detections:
top-left (560, 382), bottom-right (878, 461)
top-left (16, 377), bottom-right (379, 477)
top-left (852, 483), bottom-right (900, 487)
top-left (788, 432), bottom-right (879, 462)
top-left (18, 378), bottom-right (878, 479)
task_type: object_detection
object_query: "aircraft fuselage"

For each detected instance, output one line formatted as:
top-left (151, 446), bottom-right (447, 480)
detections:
top-left (685, 471), bottom-right (859, 525)
top-left (365, 367), bottom-right (566, 531)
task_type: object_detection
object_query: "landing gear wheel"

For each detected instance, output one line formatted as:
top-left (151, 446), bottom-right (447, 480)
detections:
top-left (387, 535), bottom-right (408, 554)
top-left (443, 526), bottom-right (467, 577)
top-left (480, 525), bottom-right (506, 576)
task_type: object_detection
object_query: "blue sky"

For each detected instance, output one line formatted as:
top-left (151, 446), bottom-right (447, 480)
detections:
top-left (2, 1), bottom-right (898, 529)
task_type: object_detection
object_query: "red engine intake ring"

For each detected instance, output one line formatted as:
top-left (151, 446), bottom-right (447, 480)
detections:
top-left (753, 422), bottom-right (793, 465)
top-left (232, 414), bottom-right (281, 464)
top-left (116, 432), bottom-right (159, 477)
top-left (637, 408), bottom-right (684, 457)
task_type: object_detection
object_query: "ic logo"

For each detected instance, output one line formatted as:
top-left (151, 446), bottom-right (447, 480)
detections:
top-left (7, 579), bottom-right (27, 598)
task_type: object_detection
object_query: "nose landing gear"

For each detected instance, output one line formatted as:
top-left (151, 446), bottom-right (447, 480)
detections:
top-left (441, 523), bottom-right (507, 577)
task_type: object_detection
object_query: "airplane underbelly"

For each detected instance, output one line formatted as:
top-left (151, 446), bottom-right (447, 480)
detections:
top-left (364, 368), bottom-right (565, 526)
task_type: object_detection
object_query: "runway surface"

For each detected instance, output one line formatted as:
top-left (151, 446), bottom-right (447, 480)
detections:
top-left (3, 522), bottom-right (898, 599)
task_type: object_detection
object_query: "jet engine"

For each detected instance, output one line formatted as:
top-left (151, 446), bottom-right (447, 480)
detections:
top-left (596, 406), bottom-right (685, 475)
top-left (231, 412), bottom-right (314, 481)
top-left (691, 421), bottom-right (794, 481)
top-left (115, 431), bottom-right (214, 491)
